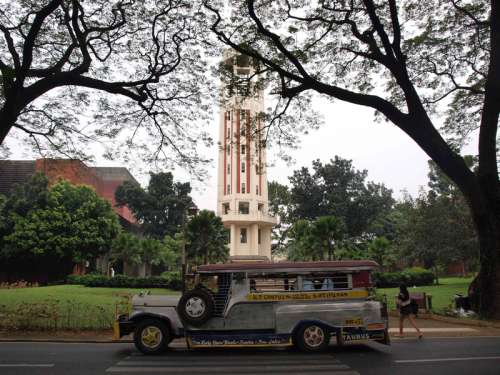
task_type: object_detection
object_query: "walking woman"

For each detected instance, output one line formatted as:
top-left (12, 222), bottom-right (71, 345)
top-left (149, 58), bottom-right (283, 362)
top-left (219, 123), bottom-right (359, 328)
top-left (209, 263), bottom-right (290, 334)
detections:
top-left (397, 284), bottom-right (423, 338)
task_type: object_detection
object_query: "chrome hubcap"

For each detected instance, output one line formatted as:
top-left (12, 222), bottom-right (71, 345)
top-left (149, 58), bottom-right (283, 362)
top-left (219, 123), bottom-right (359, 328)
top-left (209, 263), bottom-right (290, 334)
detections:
top-left (303, 325), bottom-right (325, 348)
top-left (185, 297), bottom-right (206, 318)
top-left (141, 326), bottom-right (162, 349)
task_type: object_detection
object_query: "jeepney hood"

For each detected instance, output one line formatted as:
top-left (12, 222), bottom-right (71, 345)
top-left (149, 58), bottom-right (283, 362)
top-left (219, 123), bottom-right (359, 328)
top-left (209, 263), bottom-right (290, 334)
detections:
top-left (132, 294), bottom-right (180, 307)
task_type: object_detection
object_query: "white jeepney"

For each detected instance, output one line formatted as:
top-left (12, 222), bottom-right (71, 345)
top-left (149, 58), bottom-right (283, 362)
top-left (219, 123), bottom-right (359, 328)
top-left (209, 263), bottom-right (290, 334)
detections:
top-left (115, 260), bottom-right (389, 354)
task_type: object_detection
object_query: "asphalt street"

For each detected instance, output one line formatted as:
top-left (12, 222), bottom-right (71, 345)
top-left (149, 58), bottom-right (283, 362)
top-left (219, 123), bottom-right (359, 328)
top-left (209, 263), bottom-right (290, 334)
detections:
top-left (1, 337), bottom-right (500, 375)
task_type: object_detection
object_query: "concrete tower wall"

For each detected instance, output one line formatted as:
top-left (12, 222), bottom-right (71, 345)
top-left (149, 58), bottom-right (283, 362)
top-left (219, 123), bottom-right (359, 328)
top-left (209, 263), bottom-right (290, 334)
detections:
top-left (217, 51), bottom-right (276, 261)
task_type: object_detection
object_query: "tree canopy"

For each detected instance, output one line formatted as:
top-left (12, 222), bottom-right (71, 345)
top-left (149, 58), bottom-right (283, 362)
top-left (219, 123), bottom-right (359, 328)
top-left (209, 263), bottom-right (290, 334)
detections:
top-left (115, 171), bottom-right (193, 239)
top-left (186, 209), bottom-right (228, 265)
top-left (287, 157), bottom-right (394, 238)
top-left (0, 0), bottom-right (213, 170)
top-left (0, 174), bottom-right (120, 263)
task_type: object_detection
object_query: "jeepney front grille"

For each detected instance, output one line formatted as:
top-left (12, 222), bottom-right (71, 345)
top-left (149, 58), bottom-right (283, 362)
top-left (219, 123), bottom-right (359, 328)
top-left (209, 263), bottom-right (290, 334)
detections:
top-left (212, 273), bottom-right (231, 316)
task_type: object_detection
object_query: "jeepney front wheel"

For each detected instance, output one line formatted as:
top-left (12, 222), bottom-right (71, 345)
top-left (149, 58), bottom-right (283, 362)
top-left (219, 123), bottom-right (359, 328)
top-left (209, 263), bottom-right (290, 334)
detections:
top-left (134, 318), bottom-right (171, 355)
top-left (295, 323), bottom-right (330, 352)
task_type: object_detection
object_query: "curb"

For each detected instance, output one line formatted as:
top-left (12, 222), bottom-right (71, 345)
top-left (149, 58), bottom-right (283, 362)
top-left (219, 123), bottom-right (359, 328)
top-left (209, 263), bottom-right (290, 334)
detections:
top-left (0, 338), bottom-right (132, 344)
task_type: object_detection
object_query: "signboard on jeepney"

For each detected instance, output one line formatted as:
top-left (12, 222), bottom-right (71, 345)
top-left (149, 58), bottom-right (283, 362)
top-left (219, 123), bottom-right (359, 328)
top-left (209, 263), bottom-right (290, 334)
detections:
top-left (187, 333), bottom-right (292, 348)
top-left (247, 289), bottom-right (368, 301)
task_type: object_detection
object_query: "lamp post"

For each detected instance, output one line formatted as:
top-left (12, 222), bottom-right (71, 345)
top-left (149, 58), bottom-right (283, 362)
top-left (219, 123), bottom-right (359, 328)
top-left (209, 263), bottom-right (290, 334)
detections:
top-left (181, 204), bottom-right (199, 293)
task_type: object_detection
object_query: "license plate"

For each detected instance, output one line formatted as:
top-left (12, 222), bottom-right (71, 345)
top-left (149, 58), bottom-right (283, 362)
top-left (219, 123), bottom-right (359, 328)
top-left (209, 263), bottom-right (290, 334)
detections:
top-left (343, 333), bottom-right (370, 341)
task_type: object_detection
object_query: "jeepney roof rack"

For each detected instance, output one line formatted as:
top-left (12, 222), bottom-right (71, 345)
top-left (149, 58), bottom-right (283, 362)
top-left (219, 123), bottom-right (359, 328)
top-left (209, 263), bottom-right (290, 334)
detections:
top-left (196, 260), bottom-right (379, 274)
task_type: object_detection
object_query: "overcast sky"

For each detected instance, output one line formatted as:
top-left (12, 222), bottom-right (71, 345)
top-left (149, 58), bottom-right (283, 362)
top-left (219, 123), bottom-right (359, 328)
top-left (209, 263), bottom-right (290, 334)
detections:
top-left (5, 88), bottom-right (475, 211)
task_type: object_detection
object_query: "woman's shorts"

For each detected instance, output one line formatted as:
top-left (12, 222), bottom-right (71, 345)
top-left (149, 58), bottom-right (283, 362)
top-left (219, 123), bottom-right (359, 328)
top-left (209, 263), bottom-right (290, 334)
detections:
top-left (400, 304), bottom-right (413, 316)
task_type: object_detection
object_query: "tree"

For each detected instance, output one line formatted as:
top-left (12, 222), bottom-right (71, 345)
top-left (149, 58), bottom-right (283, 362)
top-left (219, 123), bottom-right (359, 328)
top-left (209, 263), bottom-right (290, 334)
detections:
top-left (186, 209), bottom-right (228, 265)
top-left (367, 236), bottom-right (396, 272)
top-left (111, 233), bottom-right (177, 276)
top-left (1, 175), bottom-right (120, 264)
top-left (311, 216), bottom-right (345, 261)
top-left (268, 180), bottom-right (291, 256)
top-left (204, 1), bottom-right (500, 317)
top-left (288, 157), bottom-right (394, 238)
top-left (0, 0), bottom-right (212, 169)
top-left (287, 216), bottom-right (345, 261)
top-left (111, 232), bottom-right (143, 274)
top-left (115, 172), bottom-right (193, 239)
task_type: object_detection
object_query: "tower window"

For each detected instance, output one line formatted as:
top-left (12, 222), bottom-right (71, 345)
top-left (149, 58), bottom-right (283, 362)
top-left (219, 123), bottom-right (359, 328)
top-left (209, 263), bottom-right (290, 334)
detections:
top-left (256, 185), bottom-right (259, 195)
top-left (222, 203), bottom-right (230, 214)
top-left (227, 127), bottom-right (230, 138)
top-left (241, 162), bottom-right (245, 173)
top-left (258, 229), bottom-right (261, 244)
top-left (227, 145), bottom-right (230, 155)
top-left (241, 126), bottom-right (246, 137)
top-left (241, 183), bottom-right (246, 194)
top-left (227, 184), bottom-right (231, 194)
top-left (238, 202), bottom-right (249, 214)
top-left (240, 228), bottom-right (247, 243)
top-left (241, 145), bottom-right (246, 155)
top-left (227, 164), bottom-right (230, 174)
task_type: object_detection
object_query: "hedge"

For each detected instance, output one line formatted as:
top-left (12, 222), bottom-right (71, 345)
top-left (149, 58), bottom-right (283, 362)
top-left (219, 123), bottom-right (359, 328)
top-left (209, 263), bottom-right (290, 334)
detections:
top-left (66, 272), bottom-right (182, 290)
top-left (373, 267), bottom-right (435, 288)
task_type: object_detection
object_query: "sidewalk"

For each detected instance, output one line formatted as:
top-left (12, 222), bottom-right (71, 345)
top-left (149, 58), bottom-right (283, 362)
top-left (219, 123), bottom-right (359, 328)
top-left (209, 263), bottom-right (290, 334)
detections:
top-left (2, 316), bottom-right (500, 343)
top-left (388, 315), bottom-right (500, 338)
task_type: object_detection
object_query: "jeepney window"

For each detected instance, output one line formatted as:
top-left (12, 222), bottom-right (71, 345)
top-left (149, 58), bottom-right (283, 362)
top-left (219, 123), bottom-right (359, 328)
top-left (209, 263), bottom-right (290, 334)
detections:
top-left (248, 273), bottom-right (298, 292)
top-left (301, 273), bottom-right (350, 291)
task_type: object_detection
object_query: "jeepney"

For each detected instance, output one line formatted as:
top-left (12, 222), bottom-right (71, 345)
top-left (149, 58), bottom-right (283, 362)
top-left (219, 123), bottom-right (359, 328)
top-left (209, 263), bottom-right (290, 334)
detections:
top-left (115, 260), bottom-right (389, 354)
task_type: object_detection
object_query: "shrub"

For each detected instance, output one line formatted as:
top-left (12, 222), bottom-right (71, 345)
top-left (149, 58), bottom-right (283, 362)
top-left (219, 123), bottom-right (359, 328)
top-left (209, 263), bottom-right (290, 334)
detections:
top-left (373, 268), bottom-right (435, 288)
top-left (66, 273), bottom-right (181, 290)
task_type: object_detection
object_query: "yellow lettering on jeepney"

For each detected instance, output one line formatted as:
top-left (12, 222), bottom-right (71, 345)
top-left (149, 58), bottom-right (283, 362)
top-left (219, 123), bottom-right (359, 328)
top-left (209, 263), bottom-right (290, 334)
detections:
top-left (246, 290), bottom-right (368, 301)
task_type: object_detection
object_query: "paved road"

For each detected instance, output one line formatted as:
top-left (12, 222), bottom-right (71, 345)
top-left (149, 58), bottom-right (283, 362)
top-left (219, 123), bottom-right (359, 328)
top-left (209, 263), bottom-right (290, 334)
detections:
top-left (1, 337), bottom-right (500, 374)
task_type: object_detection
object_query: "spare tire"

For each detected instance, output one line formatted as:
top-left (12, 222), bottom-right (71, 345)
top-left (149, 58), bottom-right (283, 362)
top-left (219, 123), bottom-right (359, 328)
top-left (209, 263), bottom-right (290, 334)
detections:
top-left (177, 288), bottom-right (214, 326)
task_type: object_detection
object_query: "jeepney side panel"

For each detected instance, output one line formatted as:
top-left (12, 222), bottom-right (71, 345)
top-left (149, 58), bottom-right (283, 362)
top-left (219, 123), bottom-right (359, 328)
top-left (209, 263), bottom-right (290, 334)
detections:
top-left (274, 300), bottom-right (384, 334)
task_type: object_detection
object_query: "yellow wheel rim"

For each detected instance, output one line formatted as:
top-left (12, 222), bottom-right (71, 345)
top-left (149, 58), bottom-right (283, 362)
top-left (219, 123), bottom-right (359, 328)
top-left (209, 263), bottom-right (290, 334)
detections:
top-left (141, 326), bottom-right (162, 349)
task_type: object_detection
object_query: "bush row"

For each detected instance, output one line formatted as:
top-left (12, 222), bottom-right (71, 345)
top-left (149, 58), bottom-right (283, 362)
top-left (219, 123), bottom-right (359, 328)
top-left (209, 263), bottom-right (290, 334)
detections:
top-left (373, 267), bottom-right (435, 288)
top-left (66, 272), bottom-right (182, 290)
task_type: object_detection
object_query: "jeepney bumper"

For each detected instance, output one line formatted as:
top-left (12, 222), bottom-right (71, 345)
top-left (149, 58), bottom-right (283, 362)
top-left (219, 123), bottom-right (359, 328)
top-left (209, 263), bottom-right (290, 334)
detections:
top-left (113, 314), bottom-right (136, 340)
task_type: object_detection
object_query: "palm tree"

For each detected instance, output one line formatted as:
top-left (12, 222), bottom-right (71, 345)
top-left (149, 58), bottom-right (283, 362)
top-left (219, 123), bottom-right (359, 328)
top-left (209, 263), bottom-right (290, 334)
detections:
top-left (186, 210), bottom-right (228, 265)
top-left (311, 216), bottom-right (345, 261)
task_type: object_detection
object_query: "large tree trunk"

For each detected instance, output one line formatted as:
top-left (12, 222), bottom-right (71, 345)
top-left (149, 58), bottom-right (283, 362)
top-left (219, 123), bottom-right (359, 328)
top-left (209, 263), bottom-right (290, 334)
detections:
top-left (465, 181), bottom-right (500, 319)
top-left (0, 96), bottom-right (22, 145)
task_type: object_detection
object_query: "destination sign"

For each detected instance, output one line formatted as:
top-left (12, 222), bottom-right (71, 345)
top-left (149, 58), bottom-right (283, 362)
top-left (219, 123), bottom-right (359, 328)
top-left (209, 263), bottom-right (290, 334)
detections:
top-left (247, 289), bottom-right (368, 301)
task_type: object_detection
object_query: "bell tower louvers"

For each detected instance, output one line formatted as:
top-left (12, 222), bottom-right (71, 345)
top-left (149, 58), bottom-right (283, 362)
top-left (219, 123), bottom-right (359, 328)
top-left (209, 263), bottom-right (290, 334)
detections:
top-left (217, 51), bottom-right (276, 261)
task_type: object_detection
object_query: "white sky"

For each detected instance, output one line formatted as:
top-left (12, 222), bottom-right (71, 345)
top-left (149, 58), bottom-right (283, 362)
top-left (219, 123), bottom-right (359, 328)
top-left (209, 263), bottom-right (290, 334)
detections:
top-left (5, 90), bottom-right (475, 212)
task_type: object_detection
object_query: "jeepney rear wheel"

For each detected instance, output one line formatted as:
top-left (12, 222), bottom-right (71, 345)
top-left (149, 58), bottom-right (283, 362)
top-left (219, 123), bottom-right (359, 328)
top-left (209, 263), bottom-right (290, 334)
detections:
top-left (177, 288), bottom-right (214, 327)
top-left (134, 318), bottom-right (171, 355)
top-left (295, 323), bottom-right (330, 352)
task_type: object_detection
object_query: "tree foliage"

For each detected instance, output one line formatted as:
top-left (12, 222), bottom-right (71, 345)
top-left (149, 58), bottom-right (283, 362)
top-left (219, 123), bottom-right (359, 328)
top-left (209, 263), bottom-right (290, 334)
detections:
top-left (186, 209), bottom-right (228, 265)
top-left (111, 232), bottom-right (178, 276)
top-left (288, 157), bottom-right (394, 238)
top-left (0, 0), bottom-right (213, 170)
top-left (0, 174), bottom-right (120, 263)
top-left (395, 161), bottom-right (479, 275)
top-left (115, 171), bottom-right (193, 239)
top-left (287, 216), bottom-right (345, 261)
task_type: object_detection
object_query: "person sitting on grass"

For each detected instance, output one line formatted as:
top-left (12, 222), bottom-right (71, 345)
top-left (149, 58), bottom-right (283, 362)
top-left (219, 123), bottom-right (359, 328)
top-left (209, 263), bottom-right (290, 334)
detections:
top-left (396, 284), bottom-right (423, 339)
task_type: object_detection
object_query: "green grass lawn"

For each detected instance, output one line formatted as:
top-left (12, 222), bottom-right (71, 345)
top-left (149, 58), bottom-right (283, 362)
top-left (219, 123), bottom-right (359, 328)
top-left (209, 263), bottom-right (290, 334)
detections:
top-left (377, 277), bottom-right (473, 313)
top-left (0, 285), bottom-right (179, 330)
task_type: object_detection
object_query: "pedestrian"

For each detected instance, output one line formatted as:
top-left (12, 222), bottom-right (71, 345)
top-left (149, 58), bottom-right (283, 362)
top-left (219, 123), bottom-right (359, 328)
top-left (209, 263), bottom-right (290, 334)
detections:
top-left (397, 284), bottom-right (423, 339)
